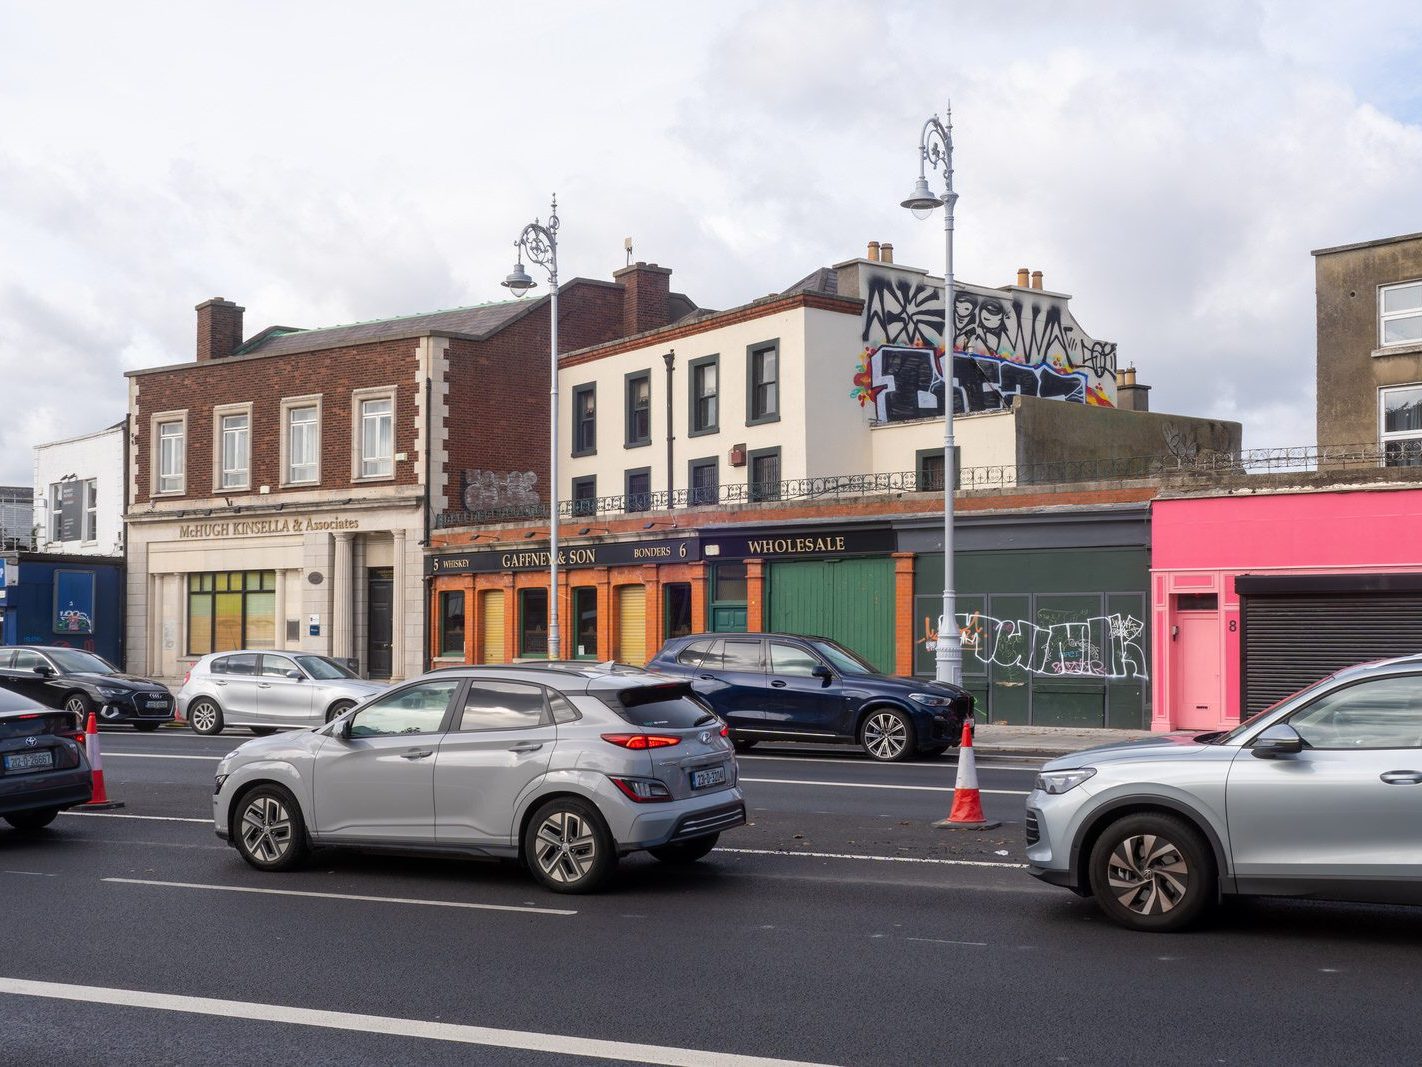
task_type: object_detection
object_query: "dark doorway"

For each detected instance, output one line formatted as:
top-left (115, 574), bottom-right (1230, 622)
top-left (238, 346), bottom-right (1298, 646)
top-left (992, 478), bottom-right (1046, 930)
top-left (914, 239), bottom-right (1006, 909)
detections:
top-left (573, 587), bottom-right (598, 659)
top-left (367, 568), bottom-right (394, 679)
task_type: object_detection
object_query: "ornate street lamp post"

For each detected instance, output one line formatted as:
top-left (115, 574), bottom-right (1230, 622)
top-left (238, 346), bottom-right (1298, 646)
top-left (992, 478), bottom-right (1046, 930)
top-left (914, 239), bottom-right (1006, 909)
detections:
top-left (502, 195), bottom-right (561, 660)
top-left (901, 107), bottom-right (962, 686)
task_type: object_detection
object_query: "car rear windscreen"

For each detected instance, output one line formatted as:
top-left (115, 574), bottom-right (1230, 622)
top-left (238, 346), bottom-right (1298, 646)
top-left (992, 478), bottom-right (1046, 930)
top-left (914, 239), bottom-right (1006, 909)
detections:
top-left (598, 683), bottom-right (719, 729)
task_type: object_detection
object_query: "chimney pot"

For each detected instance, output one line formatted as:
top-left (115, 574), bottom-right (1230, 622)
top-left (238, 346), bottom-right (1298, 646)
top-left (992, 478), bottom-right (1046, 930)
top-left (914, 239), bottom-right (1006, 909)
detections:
top-left (867, 241), bottom-right (881, 262)
top-left (1016, 267), bottom-right (1030, 287)
top-left (880, 243), bottom-right (893, 264)
top-left (1030, 270), bottom-right (1044, 290)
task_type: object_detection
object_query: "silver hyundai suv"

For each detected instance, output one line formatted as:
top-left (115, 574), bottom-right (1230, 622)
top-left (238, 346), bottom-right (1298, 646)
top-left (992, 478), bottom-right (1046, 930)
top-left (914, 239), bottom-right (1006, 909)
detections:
top-left (212, 663), bottom-right (746, 893)
top-left (178, 651), bottom-right (387, 735)
top-left (1028, 654), bottom-right (1422, 931)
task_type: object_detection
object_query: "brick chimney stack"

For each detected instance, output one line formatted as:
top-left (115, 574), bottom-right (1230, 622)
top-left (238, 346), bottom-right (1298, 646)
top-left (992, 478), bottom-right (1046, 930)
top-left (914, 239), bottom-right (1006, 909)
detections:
top-left (195, 298), bottom-right (245, 361)
top-left (612, 262), bottom-right (672, 337)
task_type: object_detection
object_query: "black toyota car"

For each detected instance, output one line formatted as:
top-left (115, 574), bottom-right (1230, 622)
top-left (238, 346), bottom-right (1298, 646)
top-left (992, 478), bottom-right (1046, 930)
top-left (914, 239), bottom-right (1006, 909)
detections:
top-left (647, 632), bottom-right (974, 762)
top-left (0, 646), bottom-right (174, 731)
top-left (0, 687), bottom-right (91, 830)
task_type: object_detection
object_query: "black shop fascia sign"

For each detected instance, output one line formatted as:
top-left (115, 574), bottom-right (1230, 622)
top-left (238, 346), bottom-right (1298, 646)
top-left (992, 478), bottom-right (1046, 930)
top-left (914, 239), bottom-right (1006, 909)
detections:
top-left (427, 537), bottom-right (699, 576)
top-left (702, 527), bottom-right (896, 562)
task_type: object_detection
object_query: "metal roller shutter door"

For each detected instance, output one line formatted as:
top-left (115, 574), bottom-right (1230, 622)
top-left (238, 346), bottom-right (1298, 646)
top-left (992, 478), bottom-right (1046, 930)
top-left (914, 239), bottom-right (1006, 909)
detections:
top-left (480, 590), bottom-right (506, 664)
top-left (1242, 592), bottom-right (1422, 716)
top-left (617, 585), bottom-right (647, 665)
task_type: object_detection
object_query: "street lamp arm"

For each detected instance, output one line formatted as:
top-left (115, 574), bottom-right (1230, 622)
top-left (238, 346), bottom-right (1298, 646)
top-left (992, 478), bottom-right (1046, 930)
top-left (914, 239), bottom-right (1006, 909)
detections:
top-left (514, 196), bottom-right (560, 280)
top-left (918, 107), bottom-right (955, 197)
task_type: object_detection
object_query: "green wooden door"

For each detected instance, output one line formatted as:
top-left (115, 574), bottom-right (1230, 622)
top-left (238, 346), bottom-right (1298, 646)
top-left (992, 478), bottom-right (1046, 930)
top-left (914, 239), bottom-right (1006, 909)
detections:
top-left (767, 558), bottom-right (895, 673)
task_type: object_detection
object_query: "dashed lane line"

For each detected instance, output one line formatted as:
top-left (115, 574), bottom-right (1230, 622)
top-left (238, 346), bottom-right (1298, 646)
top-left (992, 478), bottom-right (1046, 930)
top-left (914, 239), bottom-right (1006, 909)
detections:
top-left (0, 977), bottom-right (832, 1066)
top-left (715, 847), bottom-right (1027, 869)
top-left (60, 811), bottom-right (210, 824)
top-left (101, 752), bottom-right (222, 761)
top-left (102, 878), bottom-right (578, 917)
top-left (740, 753), bottom-right (1040, 771)
top-left (740, 776), bottom-right (1029, 795)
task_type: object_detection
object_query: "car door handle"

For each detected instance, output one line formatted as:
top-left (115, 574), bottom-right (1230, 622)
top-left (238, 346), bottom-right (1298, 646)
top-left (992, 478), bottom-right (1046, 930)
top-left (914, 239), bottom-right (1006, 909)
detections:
top-left (509, 742), bottom-right (544, 753)
top-left (257, 683), bottom-right (272, 689)
top-left (215, 680), bottom-right (227, 686)
top-left (400, 749), bottom-right (434, 760)
top-left (697, 674), bottom-right (714, 681)
top-left (770, 680), bottom-right (787, 688)
top-left (1380, 771), bottom-right (1422, 785)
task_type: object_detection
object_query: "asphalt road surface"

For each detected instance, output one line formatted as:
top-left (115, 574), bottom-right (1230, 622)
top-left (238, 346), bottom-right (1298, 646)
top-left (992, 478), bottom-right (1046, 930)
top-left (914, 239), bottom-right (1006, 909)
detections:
top-left (2, 728), bottom-right (1420, 1065)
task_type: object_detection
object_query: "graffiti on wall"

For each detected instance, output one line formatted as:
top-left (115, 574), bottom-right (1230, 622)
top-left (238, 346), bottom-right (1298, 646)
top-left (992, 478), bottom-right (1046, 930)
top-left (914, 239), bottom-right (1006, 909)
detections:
top-left (919, 610), bottom-right (1147, 680)
top-left (850, 270), bottom-right (1117, 421)
top-left (461, 469), bottom-right (539, 512)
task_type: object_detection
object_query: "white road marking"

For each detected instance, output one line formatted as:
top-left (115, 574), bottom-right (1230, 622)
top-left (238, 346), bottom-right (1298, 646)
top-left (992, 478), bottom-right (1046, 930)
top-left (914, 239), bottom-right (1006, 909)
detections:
top-left (0, 976), bottom-right (836, 1066)
top-left (2, 870), bottom-right (55, 877)
top-left (715, 847), bottom-right (1027, 869)
top-left (740, 777), bottom-right (1028, 796)
top-left (740, 754), bottom-right (1040, 772)
top-left (103, 877), bottom-right (578, 917)
top-left (102, 752), bottom-right (222, 761)
top-left (61, 811), bottom-right (210, 824)
top-left (907, 936), bottom-right (988, 947)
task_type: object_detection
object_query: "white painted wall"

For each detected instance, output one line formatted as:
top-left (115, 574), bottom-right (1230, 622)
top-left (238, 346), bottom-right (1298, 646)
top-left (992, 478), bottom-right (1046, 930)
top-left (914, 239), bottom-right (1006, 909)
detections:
top-left (32, 423), bottom-right (126, 555)
top-left (559, 305), bottom-right (845, 503)
top-left (869, 408), bottom-right (1018, 481)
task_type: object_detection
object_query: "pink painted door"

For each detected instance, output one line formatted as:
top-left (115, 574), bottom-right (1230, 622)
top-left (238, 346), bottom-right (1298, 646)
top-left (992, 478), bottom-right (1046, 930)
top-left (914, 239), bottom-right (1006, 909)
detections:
top-left (1174, 614), bottom-right (1222, 730)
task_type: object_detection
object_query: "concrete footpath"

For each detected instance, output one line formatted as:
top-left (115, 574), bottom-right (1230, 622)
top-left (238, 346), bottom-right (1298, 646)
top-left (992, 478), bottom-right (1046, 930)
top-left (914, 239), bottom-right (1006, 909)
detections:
top-left (972, 723), bottom-right (1160, 758)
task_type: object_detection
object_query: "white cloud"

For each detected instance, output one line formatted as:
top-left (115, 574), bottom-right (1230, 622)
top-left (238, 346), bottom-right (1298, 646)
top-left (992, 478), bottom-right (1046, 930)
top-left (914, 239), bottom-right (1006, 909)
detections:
top-left (1, 0), bottom-right (1421, 484)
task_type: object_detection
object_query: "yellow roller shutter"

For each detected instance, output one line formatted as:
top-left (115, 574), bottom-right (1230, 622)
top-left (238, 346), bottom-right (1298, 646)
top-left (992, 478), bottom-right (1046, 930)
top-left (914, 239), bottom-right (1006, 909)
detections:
top-left (616, 585), bottom-right (647, 666)
top-left (480, 590), bottom-right (506, 664)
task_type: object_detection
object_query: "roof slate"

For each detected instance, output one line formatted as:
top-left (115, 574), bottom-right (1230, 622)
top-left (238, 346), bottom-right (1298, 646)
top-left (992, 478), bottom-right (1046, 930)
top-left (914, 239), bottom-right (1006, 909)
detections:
top-left (238, 298), bottom-right (535, 357)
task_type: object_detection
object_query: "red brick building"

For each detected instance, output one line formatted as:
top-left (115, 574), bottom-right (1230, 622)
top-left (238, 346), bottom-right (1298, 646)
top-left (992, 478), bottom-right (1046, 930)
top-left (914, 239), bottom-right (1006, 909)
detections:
top-left (125, 263), bottom-right (695, 682)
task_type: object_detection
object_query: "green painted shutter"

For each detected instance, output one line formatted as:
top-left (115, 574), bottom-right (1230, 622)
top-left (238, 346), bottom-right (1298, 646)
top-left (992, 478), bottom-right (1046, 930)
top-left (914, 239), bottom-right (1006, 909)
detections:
top-left (767, 558), bottom-right (895, 673)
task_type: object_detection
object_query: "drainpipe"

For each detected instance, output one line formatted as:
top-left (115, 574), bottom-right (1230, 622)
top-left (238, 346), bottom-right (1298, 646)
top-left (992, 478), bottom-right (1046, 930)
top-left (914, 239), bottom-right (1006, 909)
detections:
top-left (663, 349), bottom-right (675, 508)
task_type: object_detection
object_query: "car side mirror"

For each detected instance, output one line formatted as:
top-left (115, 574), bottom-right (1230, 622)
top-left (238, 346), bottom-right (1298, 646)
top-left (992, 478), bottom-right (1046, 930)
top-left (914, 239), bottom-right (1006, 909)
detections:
top-left (335, 715), bottom-right (354, 741)
top-left (812, 664), bottom-right (832, 685)
top-left (1252, 723), bottom-right (1304, 759)
top-left (33, 665), bottom-right (52, 677)
top-left (286, 670), bottom-right (303, 681)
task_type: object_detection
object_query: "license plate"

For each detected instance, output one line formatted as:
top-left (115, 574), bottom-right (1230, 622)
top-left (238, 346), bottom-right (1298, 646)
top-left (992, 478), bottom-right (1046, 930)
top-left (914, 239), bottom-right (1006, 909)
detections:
top-left (690, 765), bottom-right (727, 790)
top-left (3, 750), bottom-right (54, 773)
top-left (144, 699), bottom-right (168, 710)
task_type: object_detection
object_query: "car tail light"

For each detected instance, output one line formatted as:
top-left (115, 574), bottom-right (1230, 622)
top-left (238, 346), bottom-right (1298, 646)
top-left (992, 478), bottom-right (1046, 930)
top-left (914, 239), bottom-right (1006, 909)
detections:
top-left (608, 776), bottom-right (672, 803)
top-left (600, 733), bottom-right (680, 750)
top-left (719, 726), bottom-right (730, 737)
top-left (183, 666), bottom-right (192, 685)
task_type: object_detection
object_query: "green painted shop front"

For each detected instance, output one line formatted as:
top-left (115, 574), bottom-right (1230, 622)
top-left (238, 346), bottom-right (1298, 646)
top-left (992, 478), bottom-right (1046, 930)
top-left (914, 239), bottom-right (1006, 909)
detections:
top-left (766, 557), bottom-right (896, 673)
top-left (912, 547), bottom-right (1151, 729)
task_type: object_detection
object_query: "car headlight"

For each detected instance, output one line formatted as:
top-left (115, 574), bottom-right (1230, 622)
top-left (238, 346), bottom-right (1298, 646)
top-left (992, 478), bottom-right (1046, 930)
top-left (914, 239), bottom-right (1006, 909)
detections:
top-left (1034, 767), bottom-right (1097, 794)
top-left (97, 687), bottom-right (127, 698)
top-left (908, 692), bottom-right (955, 707)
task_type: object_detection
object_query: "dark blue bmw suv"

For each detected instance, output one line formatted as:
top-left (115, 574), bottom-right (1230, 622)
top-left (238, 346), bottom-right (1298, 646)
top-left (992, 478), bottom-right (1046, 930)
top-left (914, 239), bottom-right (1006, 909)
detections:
top-left (647, 632), bottom-right (973, 762)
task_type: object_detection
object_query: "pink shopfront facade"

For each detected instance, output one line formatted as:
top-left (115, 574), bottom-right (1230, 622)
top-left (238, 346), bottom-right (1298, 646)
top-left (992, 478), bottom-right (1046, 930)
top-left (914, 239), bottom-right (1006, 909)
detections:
top-left (1151, 487), bottom-right (1422, 733)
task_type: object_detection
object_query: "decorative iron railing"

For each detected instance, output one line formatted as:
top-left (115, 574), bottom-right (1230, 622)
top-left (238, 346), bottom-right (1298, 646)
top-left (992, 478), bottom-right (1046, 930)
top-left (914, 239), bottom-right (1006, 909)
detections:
top-left (433, 442), bottom-right (1420, 529)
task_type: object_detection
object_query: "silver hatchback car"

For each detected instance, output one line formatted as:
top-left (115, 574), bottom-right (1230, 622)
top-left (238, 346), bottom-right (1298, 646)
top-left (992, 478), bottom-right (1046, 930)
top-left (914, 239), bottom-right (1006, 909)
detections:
top-left (212, 664), bottom-right (746, 892)
top-left (178, 651), bottom-right (387, 735)
top-left (1029, 654), bottom-right (1422, 931)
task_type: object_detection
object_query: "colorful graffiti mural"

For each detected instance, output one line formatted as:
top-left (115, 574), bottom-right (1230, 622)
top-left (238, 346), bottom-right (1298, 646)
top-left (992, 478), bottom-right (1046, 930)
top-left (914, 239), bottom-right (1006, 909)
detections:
top-left (851, 270), bottom-right (1117, 422)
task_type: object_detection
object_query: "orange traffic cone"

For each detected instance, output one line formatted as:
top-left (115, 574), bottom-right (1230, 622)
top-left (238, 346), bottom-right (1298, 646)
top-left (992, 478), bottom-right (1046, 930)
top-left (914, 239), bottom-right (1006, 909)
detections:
top-left (79, 711), bottom-right (124, 811)
top-left (933, 719), bottom-right (999, 830)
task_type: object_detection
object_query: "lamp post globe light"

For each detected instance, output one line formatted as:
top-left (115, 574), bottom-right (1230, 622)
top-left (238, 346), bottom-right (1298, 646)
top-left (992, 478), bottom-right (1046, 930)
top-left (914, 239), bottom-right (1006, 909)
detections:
top-left (901, 106), bottom-right (963, 687)
top-left (502, 195), bottom-right (561, 660)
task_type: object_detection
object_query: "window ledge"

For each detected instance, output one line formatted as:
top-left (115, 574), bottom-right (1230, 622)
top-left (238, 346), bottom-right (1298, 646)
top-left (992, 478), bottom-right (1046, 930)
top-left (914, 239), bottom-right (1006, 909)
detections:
top-left (1373, 341), bottom-right (1422, 358)
top-left (353, 473), bottom-right (396, 484)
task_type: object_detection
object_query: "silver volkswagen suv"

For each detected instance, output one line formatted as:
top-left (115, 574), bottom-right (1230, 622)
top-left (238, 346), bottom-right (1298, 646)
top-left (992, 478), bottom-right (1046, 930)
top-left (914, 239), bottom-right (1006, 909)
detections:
top-left (1029, 654), bottom-right (1422, 931)
top-left (212, 663), bottom-right (745, 893)
top-left (179, 651), bottom-right (387, 735)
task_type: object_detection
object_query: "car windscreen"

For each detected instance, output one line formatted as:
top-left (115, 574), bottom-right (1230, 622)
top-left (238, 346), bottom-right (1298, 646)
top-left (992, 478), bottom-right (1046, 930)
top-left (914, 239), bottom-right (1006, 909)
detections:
top-left (296, 655), bottom-right (358, 680)
top-left (809, 640), bottom-right (875, 675)
top-left (596, 683), bottom-right (719, 728)
top-left (46, 649), bottom-right (118, 675)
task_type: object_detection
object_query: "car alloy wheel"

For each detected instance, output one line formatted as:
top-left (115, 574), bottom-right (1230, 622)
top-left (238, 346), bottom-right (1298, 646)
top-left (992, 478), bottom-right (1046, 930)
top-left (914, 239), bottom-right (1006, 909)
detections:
top-left (1088, 813), bottom-right (1213, 932)
top-left (189, 700), bottom-right (223, 735)
top-left (1107, 834), bottom-right (1189, 916)
top-left (65, 695), bottom-right (91, 718)
top-left (234, 786), bottom-right (307, 871)
top-left (862, 709), bottom-right (913, 762)
top-left (523, 797), bottom-right (615, 893)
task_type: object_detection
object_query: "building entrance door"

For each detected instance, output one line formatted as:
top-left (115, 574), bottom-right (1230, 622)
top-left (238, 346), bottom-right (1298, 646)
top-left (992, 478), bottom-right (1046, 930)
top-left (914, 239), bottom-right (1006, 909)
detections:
top-left (367, 568), bottom-right (394, 679)
top-left (573, 587), bottom-right (598, 659)
top-left (1174, 612), bottom-right (1220, 729)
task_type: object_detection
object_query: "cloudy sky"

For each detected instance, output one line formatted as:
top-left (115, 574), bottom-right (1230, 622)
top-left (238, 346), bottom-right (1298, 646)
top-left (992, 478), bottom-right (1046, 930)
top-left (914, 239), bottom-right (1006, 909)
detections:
top-left (3, 1), bottom-right (1421, 484)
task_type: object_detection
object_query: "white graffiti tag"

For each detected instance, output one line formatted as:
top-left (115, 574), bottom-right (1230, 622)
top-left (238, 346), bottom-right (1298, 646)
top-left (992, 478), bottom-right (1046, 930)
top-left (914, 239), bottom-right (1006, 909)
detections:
top-left (924, 611), bottom-right (1147, 680)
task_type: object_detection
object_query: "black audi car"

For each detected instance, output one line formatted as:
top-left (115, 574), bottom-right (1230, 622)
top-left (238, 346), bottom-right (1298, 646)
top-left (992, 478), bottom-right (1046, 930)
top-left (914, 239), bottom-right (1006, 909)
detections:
top-left (0, 646), bottom-right (174, 731)
top-left (0, 688), bottom-right (91, 830)
top-left (647, 632), bottom-right (974, 762)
